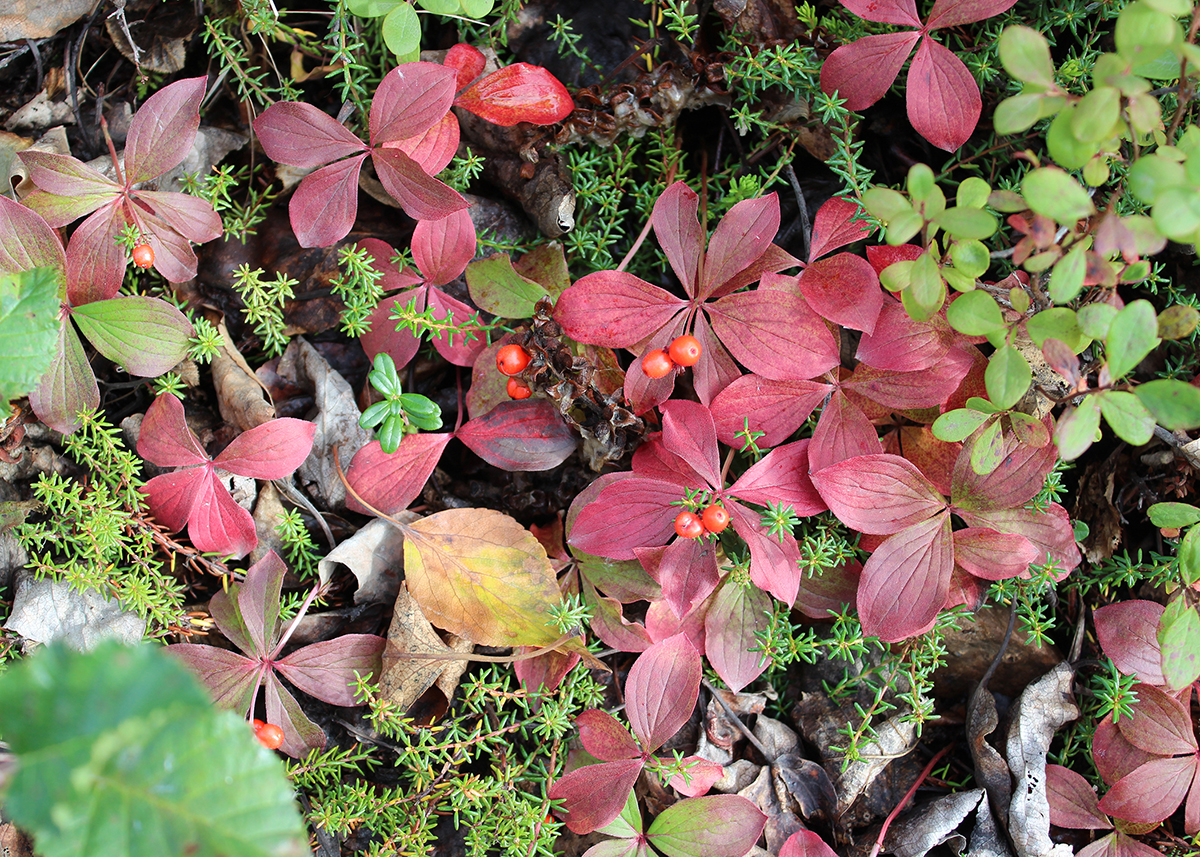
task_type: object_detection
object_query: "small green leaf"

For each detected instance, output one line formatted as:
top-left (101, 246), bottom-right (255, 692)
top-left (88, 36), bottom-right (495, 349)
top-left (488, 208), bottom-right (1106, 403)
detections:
top-left (1048, 244), bottom-right (1088, 304)
top-left (1127, 153), bottom-right (1186, 206)
top-left (1152, 187), bottom-right (1200, 242)
top-left (984, 344), bottom-right (1032, 410)
top-left (466, 253), bottom-right (546, 318)
top-left (1157, 596), bottom-right (1200, 690)
top-left (417, 0), bottom-right (460, 13)
top-left (950, 240), bottom-right (990, 278)
top-left (460, 0), bottom-right (495, 15)
top-left (933, 207), bottom-right (998, 240)
top-left (957, 177), bottom-right (992, 209)
top-left (1077, 302), bottom-right (1118, 339)
top-left (1022, 167), bottom-right (1096, 224)
top-left (382, 3), bottom-right (421, 58)
top-left (966, 396), bottom-right (1004, 415)
top-left (1105, 299), bottom-right (1160, 381)
top-left (970, 417), bottom-right (1005, 475)
top-left (0, 267), bottom-right (60, 404)
top-left (1148, 502), bottom-right (1200, 529)
top-left (1136, 378), bottom-right (1200, 430)
top-left (907, 163), bottom-right (935, 201)
top-left (988, 190), bottom-right (1027, 212)
top-left (998, 26), bottom-right (1056, 87)
top-left (1115, 1), bottom-right (1181, 63)
top-left (347, 0), bottom-right (403, 15)
top-left (1047, 106), bottom-right (1102, 170)
top-left (1027, 307), bottom-right (1087, 352)
top-left (947, 290), bottom-right (1004, 335)
top-left (1157, 304), bottom-right (1200, 340)
top-left (1054, 395), bottom-right (1102, 460)
top-left (908, 251), bottom-right (944, 318)
top-left (1097, 390), bottom-right (1155, 446)
top-left (861, 187), bottom-right (912, 222)
top-left (885, 210), bottom-right (924, 246)
top-left (932, 408), bottom-right (992, 442)
top-left (1178, 525), bottom-right (1200, 585)
top-left (995, 93), bottom-right (1052, 135)
top-left (1071, 86), bottom-right (1122, 143)
top-left (879, 260), bottom-right (913, 292)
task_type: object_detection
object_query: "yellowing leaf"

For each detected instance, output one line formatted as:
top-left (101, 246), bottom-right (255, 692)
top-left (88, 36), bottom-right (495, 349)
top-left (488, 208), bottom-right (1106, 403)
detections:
top-left (403, 508), bottom-right (563, 647)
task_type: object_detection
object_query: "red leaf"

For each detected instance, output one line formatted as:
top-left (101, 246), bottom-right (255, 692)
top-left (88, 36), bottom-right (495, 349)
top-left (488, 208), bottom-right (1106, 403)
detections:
top-left (958, 505), bottom-right (1080, 574)
top-left (807, 390), bottom-right (884, 473)
top-left (0, 193), bottom-right (65, 277)
top-left (215, 418), bottom-right (315, 479)
top-left (811, 454), bottom-right (946, 534)
top-left (288, 154), bottom-right (368, 248)
top-left (660, 400), bottom-right (721, 488)
top-left (819, 32), bottom-right (920, 111)
top-left (548, 758), bottom-right (644, 834)
top-left (1046, 764), bottom-right (1112, 830)
top-left (345, 434), bottom-right (453, 516)
top-left (652, 181), bottom-right (703, 294)
top-left (223, 551), bottom-right (284, 656)
top-left (687, 313), bottom-right (743, 407)
top-left (555, 272), bottom-right (684, 347)
top-left (167, 643), bottom-right (258, 711)
top-left (709, 242), bottom-right (801, 299)
top-left (642, 537), bottom-right (721, 619)
top-left (454, 63), bottom-right (574, 126)
top-left (710, 375), bottom-right (828, 449)
top-left (1095, 601), bottom-right (1166, 687)
top-left (412, 207), bottom-right (476, 286)
top-left (456, 400), bottom-right (577, 471)
top-left (275, 634), bottom-right (385, 706)
top-left (701, 193), bottom-right (781, 298)
top-left (925, 0), bottom-right (1019, 29)
top-left (568, 475), bottom-right (682, 560)
top-left (64, 203), bottom-right (127, 304)
top-left (807, 196), bottom-right (873, 261)
top-left (382, 112), bottom-right (460, 175)
top-left (123, 76), bottom-right (206, 185)
top-left (19, 151), bottom-right (115, 209)
top-left (844, 356), bottom-right (971, 410)
top-left (799, 253), bottom-right (883, 334)
top-left (668, 756), bottom-right (725, 797)
top-left (705, 579), bottom-right (771, 692)
top-left (576, 708), bottom-right (643, 760)
top-left (1098, 756), bottom-right (1196, 825)
top-left (264, 674), bottom-right (326, 757)
top-left (1093, 716), bottom-right (1157, 787)
top-left (796, 559), bottom-right (860, 619)
top-left (953, 528), bottom-right (1039, 579)
top-left (855, 298), bottom-right (947, 371)
top-left (729, 439), bottom-right (826, 514)
top-left (188, 468), bottom-right (258, 558)
top-left (906, 37), bottom-right (981, 152)
top-left (426, 286), bottom-right (486, 367)
top-left (142, 469), bottom-right (204, 533)
top-left (359, 290), bottom-right (424, 370)
top-left (707, 283), bottom-right (839, 380)
top-left (857, 511), bottom-right (953, 641)
top-left (370, 62), bottom-right (457, 145)
top-left (626, 633), bottom-right (701, 753)
top-left (370, 146), bottom-right (467, 222)
top-left (951, 425), bottom-right (1058, 511)
top-left (840, 0), bottom-right (922, 26)
top-left (1116, 683), bottom-right (1197, 756)
top-left (780, 830), bottom-right (840, 857)
top-left (138, 392), bottom-right (209, 467)
top-left (727, 501), bottom-right (803, 606)
top-left (253, 101), bottom-right (366, 168)
top-left (445, 43), bottom-right (486, 90)
top-left (866, 243), bottom-right (924, 275)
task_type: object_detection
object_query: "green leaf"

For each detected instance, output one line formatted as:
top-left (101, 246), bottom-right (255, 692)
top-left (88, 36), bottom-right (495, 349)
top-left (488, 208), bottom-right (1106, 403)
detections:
top-left (947, 290), bottom-right (1004, 335)
top-left (0, 267), bottom-right (60, 403)
top-left (1105, 299), bottom-right (1160, 381)
top-left (346, 0), bottom-right (403, 15)
top-left (1071, 86), bottom-right (1122, 143)
top-left (970, 417), bottom-right (1005, 475)
top-left (382, 3), bottom-right (421, 58)
top-left (1022, 167), bottom-right (1096, 224)
top-left (1054, 395), bottom-right (1102, 460)
top-left (1115, 1), bottom-right (1181, 63)
top-left (417, 0), bottom-right (460, 12)
top-left (907, 163), bottom-right (935, 202)
top-left (465, 253), bottom-right (547, 318)
top-left (1077, 302), bottom-right (1118, 339)
top-left (1157, 304), bottom-right (1200, 340)
top-left (459, 0), bottom-right (495, 15)
top-left (71, 296), bottom-right (194, 377)
top-left (1097, 390), bottom-right (1156, 446)
top-left (1157, 596), bottom-right (1200, 691)
top-left (596, 787), bottom-right (643, 838)
top-left (1136, 378), bottom-right (1200, 430)
top-left (1148, 502), bottom-right (1200, 528)
top-left (0, 641), bottom-right (307, 857)
top-left (885, 210), bottom-right (924, 245)
top-left (908, 251), bottom-right (944, 319)
top-left (861, 188), bottom-right (912, 222)
top-left (1178, 525), bottom-right (1200, 585)
top-left (1047, 106), bottom-right (1102, 170)
top-left (1048, 244), bottom-right (1088, 304)
top-left (988, 190), bottom-right (1028, 212)
top-left (995, 93), bottom-right (1050, 135)
top-left (950, 239), bottom-right (990, 278)
top-left (1127, 153), bottom-right (1186, 206)
top-left (984, 344), bottom-right (1031, 410)
top-left (1152, 186), bottom-right (1200, 241)
top-left (932, 207), bottom-right (997, 240)
top-left (998, 26), bottom-right (1056, 87)
top-left (1026, 307), bottom-right (1087, 351)
top-left (932, 409), bottom-right (992, 442)
top-left (645, 796), bottom-right (766, 857)
top-left (957, 177), bottom-right (992, 209)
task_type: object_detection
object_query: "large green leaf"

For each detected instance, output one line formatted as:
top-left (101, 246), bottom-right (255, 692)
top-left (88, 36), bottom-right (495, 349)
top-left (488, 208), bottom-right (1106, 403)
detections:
top-left (465, 253), bottom-right (547, 318)
top-left (72, 296), bottom-right (194, 377)
top-left (1105, 300), bottom-right (1160, 381)
top-left (1135, 378), bottom-right (1200, 430)
top-left (0, 641), bottom-right (307, 857)
top-left (1022, 167), bottom-right (1096, 224)
top-left (0, 267), bottom-right (60, 403)
top-left (984, 344), bottom-right (1031, 410)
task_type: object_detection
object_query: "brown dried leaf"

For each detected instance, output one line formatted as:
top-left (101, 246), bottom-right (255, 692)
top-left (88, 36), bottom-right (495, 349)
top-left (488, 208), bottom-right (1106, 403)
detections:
top-left (213, 320), bottom-right (275, 430)
top-left (380, 583), bottom-right (472, 712)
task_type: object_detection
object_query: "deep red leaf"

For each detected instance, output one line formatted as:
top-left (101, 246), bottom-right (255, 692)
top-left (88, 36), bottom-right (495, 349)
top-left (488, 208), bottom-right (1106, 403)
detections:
top-left (807, 390), bottom-right (884, 473)
top-left (381, 112), bottom-right (460, 175)
top-left (426, 286), bottom-right (486, 366)
top-left (253, 101), bottom-right (366, 168)
top-left (711, 375), bottom-right (828, 449)
top-left (123, 76), bottom-right (206, 185)
top-left (667, 756), bottom-right (725, 797)
top-left (568, 476), bottom-right (683, 560)
top-left (456, 399), bottom-right (577, 471)
top-left (63, 202), bottom-right (127, 304)
top-left (371, 146), bottom-right (467, 221)
top-left (215, 418), bottom-right (315, 479)
top-left (707, 282), bottom-right (839, 380)
top-left (840, 0), bottom-right (922, 26)
top-left (555, 272), bottom-right (685, 347)
top-left (708, 242), bottom-right (801, 299)
top-left (659, 400), bottom-right (721, 488)
top-left (187, 468), bottom-right (259, 558)
top-left (619, 317), bottom-right (688, 416)
top-left (906, 37), bottom-right (981, 152)
top-left (855, 298), bottom-right (947, 371)
top-left (953, 528), bottom-right (1039, 580)
top-left (779, 829), bottom-right (841, 857)
top-left (807, 196), bottom-right (874, 261)
top-left (1098, 756), bottom-right (1196, 825)
top-left (445, 43), bottom-right (486, 90)
top-left (950, 424), bottom-right (1058, 511)
top-left (345, 434), bottom-right (454, 516)
top-left (1116, 684), bottom-right (1197, 756)
top-left (359, 289), bottom-right (425, 370)
top-left (642, 537), bottom-right (721, 619)
top-left (957, 505), bottom-right (1081, 574)
top-left (412, 207), bottom-right (476, 286)
top-left (370, 62), bottom-right (457, 144)
top-left (705, 579), bottom-right (771, 692)
top-left (231, 551), bottom-right (285, 656)
top-left (275, 634), bottom-right (385, 706)
top-left (454, 62), bottom-right (574, 126)
top-left (686, 312), bottom-right (743, 408)
top-left (138, 392), bottom-right (209, 467)
top-left (1094, 601), bottom-right (1166, 687)
top-left (1046, 764), bottom-right (1112, 830)
top-left (1093, 716), bottom-right (1157, 787)
top-left (141, 469), bottom-right (204, 534)
top-left (727, 500), bottom-right (803, 606)
top-left (548, 758), bottom-right (644, 834)
top-left (857, 511), bottom-right (954, 641)
top-left (264, 673), bottom-right (326, 757)
top-left (576, 708), bottom-right (643, 760)
top-left (866, 243), bottom-right (924, 275)
top-left (811, 454), bottom-right (946, 534)
top-left (631, 432), bottom-right (708, 488)
top-left (18, 151), bottom-right (115, 208)
top-left (819, 31), bottom-right (920, 111)
top-left (729, 439), bottom-right (826, 514)
top-left (795, 559), bottom-right (860, 620)
top-left (652, 181), bottom-right (703, 294)
top-left (925, 0), bottom-right (1019, 29)
top-left (625, 633), bottom-right (701, 753)
top-left (288, 154), bottom-right (368, 247)
top-left (701, 193), bottom-right (781, 298)
top-left (799, 253), bottom-right (883, 334)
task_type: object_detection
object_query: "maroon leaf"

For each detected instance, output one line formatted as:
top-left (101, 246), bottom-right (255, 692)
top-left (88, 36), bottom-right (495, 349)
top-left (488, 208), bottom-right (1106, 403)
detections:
top-left (63, 203), bottom-right (128, 304)
top-left (926, 0), bottom-right (1020, 28)
top-left (123, 76), bottom-right (206, 185)
top-left (820, 31), bottom-right (920, 110)
top-left (641, 537), bottom-right (720, 619)
top-left (727, 501), bottom-right (803, 606)
top-left (412, 208), bottom-right (475, 286)
top-left (855, 298), bottom-right (947, 371)
top-left (625, 633), bottom-right (701, 753)
top-left (426, 286), bottom-right (486, 366)
top-left (1094, 601), bottom-right (1166, 686)
top-left (576, 708), bottom-right (643, 761)
top-left (841, 0), bottom-right (922, 26)
top-left (951, 426), bottom-right (1058, 511)
top-left (275, 634), bottom-right (385, 706)
top-left (286, 155), bottom-right (369, 248)
top-left (0, 194), bottom-right (66, 277)
top-left (807, 196), bottom-right (873, 260)
top-left (140, 469), bottom-right (203, 534)
top-left (1098, 756), bottom-right (1197, 825)
top-left (857, 511), bottom-right (954, 641)
top-left (383, 113), bottom-right (459, 175)
top-left (707, 282), bottom-right (838, 380)
top-left (704, 578), bottom-right (771, 692)
top-left (227, 550), bottom-right (284, 655)
top-left (807, 389), bottom-right (884, 473)
top-left (799, 253), bottom-right (884, 334)
top-left (454, 63), bottom-right (574, 126)
top-left (958, 504), bottom-right (1081, 574)
top-left (710, 375), bottom-right (828, 449)
top-left (728, 439), bottom-right (826, 514)
top-left (370, 62), bottom-right (457, 144)
top-left (548, 758), bottom-right (644, 834)
top-left (456, 400), bottom-right (577, 471)
top-left (167, 643), bottom-right (258, 712)
top-left (652, 181), bottom-right (703, 293)
top-left (660, 400), bottom-right (721, 488)
top-left (844, 356), bottom-right (971, 410)
top-left (1116, 683), bottom-right (1197, 756)
top-left (568, 475), bottom-right (682, 560)
top-left (345, 434), bottom-right (454, 516)
top-left (371, 146), bottom-right (466, 222)
top-left (264, 673), bottom-right (326, 758)
top-left (185, 468), bottom-right (259, 558)
top-left (214, 417), bottom-right (316, 479)
top-left (555, 271), bottom-right (685, 347)
top-left (701, 193), bottom-right (781, 298)
top-left (1046, 764), bottom-right (1111, 830)
top-left (953, 528), bottom-right (1039, 580)
top-left (253, 101), bottom-right (366, 167)
top-left (135, 389), bottom-right (207, 466)
top-left (811, 454), bottom-right (947, 534)
top-left (906, 37), bottom-right (981, 152)
top-left (779, 830), bottom-right (840, 857)
top-left (1093, 716), bottom-right (1157, 787)
top-left (684, 312), bottom-right (743, 408)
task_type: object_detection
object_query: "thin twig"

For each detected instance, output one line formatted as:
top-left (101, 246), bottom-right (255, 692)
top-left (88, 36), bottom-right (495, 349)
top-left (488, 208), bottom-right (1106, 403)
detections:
top-left (701, 678), bottom-right (774, 762)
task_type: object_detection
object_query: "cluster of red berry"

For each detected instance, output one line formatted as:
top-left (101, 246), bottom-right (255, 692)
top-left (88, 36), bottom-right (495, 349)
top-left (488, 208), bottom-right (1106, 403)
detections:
top-left (673, 503), bottom-right (729, 539)
top-left (642, 335), bottom-right (701, 378)
top-left (251, 718), bottom-right (284, 750)
top-left (496, 344), bottom-right (533, 399)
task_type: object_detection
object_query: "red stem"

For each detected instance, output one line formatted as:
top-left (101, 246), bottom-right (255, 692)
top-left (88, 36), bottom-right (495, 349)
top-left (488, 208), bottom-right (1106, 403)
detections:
top-left (868, 744), bottom-right (955, 857)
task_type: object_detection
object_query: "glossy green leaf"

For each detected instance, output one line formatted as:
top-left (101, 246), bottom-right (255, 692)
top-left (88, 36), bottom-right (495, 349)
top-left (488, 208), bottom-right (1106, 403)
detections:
top-left (347, 0), bottom-right (403, 14)
top-left (966, 396), bottom-right (1004, 415)
top-left (1022, 167), bottom-right (1096, 224)
top-left (908, 251), bottom-right (944, 318)
top-left (1054, 395), bottom-right (1102, 460)
top-left (861, 187), bottom-right (912, 222)
top-left (1027, 307), bottom-right (1087, 352)
top-left (907, 163), bottom-right (935, 202)
top-left (1082, 155), bottom-right (1111, 188)
top-left (998, 26), bottom-right (1056, 87)
top-left (1157, 596), bottom-right (1200, 690)
top-left (1077, 302), bottom-right (1118, 339)
top-left (984, 344), bottom-right (1031, 410)
top-left (1071, 86), bottom-right (1122, 143)
top-left (947, 290), bottom-right (1004, 335)
top-left (382, 3), bottom-right (421, 58)
top-left (1136, 378), bottom-right (1200, 430)
top-left (1105, 299), bottom-right (1160, 381)
top-left (1097, 390), bottom-right (1155, 446)
top-left (880, 260), bottom-right (914, 292)
top-left (0, 267), bottom-right (59, 404)
top-left (942, 267), bottom-right (976, 293)
top-left (950, 239), bottom-right (990, 278)
top-left (1048, 243), bottom-right (1088, 304)
top-left (933, 207), bottom-right (997, 240)
top-left (932, 408), bottom-right (992, 442)
top-left (1148, 501), bottom-right (1200, 528)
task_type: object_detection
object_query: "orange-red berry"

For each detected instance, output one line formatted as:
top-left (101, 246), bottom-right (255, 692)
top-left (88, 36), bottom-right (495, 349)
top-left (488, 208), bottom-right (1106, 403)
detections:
top-left (674, 510), bottom-right (704, 539)
top-left (507, 377), bottom-right (533, 399)
top-left (131, 244), bottom-right (155, 269)
top-left (642, 348), bottom-right (674, 379)
top-left (496, 344), bottom-right (532, 375)
top-left (668, 334), bottom-right (702, 367)
top-left (252, 719), bottom-right (284, 750)
top-left (701, 504), bottom-right (730, 534)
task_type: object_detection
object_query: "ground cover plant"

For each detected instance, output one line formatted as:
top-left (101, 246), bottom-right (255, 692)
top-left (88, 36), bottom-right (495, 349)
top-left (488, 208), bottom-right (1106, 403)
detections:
top-left (0, 1), bottom-right (1199, 857)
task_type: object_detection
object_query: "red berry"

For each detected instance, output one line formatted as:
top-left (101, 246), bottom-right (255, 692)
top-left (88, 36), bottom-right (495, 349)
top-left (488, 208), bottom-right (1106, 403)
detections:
top-left (252, 719), bottom-right (284, 750)
top-left (674, 510), bottom-right (704, 539)
top-left (668, 334), bottom-right (702, 367)
top-left (507, 377), bottom-right (533, 399)
top-left (701, 504), bottom-right (729, 534)
top-left (496, 344), bottom-right (531, 375)
top-left (642, 348), bottom-right (674, 379)
top-left (131, 244), bottom-right (155, 269)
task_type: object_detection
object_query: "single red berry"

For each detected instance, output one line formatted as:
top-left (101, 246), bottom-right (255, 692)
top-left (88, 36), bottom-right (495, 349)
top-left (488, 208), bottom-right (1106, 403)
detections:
top-left (668, 334), bottom-right (701, 367)
top-left (642, 348), bottom-right (674, 379)
top-left (496, 344), bottom-right (532, 376)
top-left (131, 244), bottom-right (155, 269)
top-left (253, 720), bottom-right (284, 750)
top-left (701, 504), bottom-right (730, 534)
top-left (507, 377), bottom-right (533, 399)
top-left (674, 510), bottom-right (704, 539)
